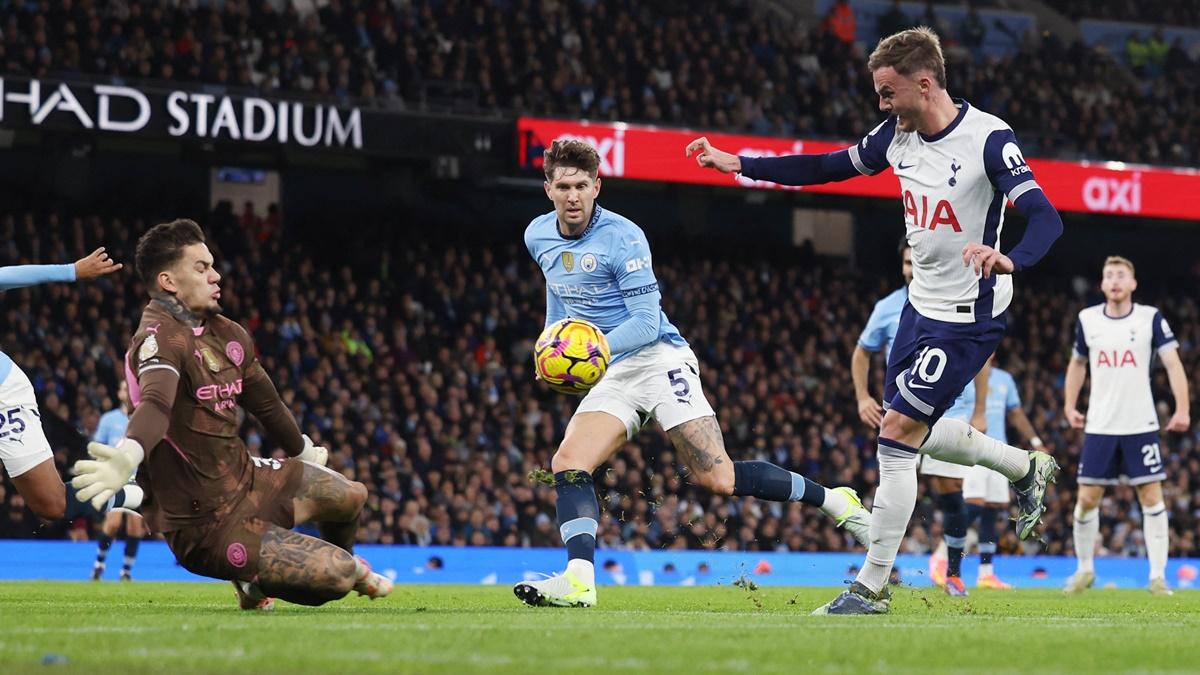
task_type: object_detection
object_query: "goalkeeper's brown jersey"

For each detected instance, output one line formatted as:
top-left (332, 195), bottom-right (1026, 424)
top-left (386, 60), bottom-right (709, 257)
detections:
top-left (125, 301), bottom-right (301, 532)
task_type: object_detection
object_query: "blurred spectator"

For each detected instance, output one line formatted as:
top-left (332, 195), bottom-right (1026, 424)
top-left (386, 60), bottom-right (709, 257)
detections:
top-left (0, 0), bottom-right (1193, 164)
top-left (823, 0), bottom-right (856, 46)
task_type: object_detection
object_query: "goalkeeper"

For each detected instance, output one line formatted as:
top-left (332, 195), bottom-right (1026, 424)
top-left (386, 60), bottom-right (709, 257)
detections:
top-left (73, 219), bottom-right (390, 608)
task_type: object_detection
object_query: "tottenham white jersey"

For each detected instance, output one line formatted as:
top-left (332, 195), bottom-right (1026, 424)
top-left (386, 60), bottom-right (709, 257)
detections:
top-left (1074, 303), bottom-right (1178, 434)
top-left (848, 100), bottom-right (1043, 323)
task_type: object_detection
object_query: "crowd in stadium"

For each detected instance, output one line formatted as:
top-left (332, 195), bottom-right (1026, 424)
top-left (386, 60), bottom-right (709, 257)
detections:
top-left (1, 206), bottom-right (1196, 567)
top-left (2, 0), bottom-right (1197, 166)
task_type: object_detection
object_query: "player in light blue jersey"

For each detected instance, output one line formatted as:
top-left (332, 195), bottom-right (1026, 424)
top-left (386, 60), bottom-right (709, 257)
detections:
top-left (514, 140), bottom-right (872, 608)
top-left (852, 238), bottom-right (987, 597)
top-left (0, 249), bottom-right (144, 524)
top-left (943, 355), bottom-right (1046, 589)
top-left (91, 380), bottom-right (148, 581)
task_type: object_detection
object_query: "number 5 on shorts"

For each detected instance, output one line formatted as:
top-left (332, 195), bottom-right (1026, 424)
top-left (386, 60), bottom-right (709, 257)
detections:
top-left (666, 368), bottom-right (690, 398)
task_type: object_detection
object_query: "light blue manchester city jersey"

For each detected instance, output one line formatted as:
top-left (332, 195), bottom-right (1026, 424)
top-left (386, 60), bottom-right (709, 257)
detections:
top-left (525, 204), bottom-right (685, 363)
top-left (944, 367), bottom-right (1021, 443)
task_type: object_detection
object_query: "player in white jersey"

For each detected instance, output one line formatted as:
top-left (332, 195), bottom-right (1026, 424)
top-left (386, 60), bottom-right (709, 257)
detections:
top-left (0, 249), bottom-right (143, 523)
top-left (514, 140), bottom-right (871, 608)
top-left (852, 238), bottom-right (987, 597)
top-left (688, 27), bottom-right (1063, 613)
top-left (1063, 256), bottom-right (1189, 596)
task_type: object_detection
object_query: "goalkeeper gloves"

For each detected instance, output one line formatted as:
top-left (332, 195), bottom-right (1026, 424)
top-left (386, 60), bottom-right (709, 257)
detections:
top-left (72, 439), bottom-right (145, 510)
top-left (296, 434), bottom-right (329, 466)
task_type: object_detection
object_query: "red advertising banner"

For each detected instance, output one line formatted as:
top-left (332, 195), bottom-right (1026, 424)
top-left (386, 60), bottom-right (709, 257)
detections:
top-left (517, 117), bottom-right (1200, 221)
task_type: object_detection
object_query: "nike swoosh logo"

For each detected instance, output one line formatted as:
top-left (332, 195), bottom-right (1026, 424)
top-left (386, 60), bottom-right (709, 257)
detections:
top-left (909, 382), bottom-right (933, 390)
top-left (897, 162), bottom-right (914, 170)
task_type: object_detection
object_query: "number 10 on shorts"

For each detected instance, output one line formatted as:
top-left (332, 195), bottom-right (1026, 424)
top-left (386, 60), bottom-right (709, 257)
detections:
top-left (910, 346), bottom-right (948, 384)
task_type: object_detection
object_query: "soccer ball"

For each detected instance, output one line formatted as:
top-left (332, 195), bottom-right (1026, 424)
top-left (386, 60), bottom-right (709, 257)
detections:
top-left (533, 318), bottom-right (611, 395)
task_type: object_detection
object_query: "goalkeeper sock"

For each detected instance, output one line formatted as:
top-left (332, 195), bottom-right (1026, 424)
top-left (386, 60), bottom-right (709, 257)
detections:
top-left (555, 470), bottom-right (598, 587)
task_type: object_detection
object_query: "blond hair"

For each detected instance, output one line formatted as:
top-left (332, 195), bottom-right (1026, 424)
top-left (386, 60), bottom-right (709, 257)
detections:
top-left (868, 26), bottom-right (947, 89)
top-left (1103, 255), bottom-right (1135, 276)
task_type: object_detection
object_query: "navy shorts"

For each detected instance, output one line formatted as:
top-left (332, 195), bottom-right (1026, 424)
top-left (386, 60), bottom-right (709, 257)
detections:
top-left (1077, 431), bottom-right (1166, 486)
top-left (883, 302), bottom-right (1006, 426)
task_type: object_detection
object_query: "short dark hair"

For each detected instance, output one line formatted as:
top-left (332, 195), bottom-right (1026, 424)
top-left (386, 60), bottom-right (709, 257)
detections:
top-left (868, 26), bottom-right (947, 89)
top-left (543, 139), bottom-right (600, 181)
top-left (135, 219), bottom-right (206, 286)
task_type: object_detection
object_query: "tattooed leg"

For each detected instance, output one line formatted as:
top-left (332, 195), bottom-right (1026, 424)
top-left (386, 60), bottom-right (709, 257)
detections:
top-left (255, 525), bottom-right (357, 606)
top-left (668, 415), bottom-right (736, 495)
top-left (292, 462), bottom-right (367, 551)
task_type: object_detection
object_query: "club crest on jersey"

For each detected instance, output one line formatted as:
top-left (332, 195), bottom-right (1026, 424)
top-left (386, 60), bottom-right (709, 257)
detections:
top-left (581, 253), bottom-right (597, 273)
top-left (561, 251), bottom-right (574, 273)
top-left (949, 160), bottom-right (961, 187)
top-left (138, 335), bottom-right (159, 362)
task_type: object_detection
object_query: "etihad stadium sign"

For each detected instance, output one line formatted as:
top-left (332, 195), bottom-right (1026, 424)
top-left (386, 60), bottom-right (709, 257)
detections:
top-left (0, 77), bottom-right (362, 149)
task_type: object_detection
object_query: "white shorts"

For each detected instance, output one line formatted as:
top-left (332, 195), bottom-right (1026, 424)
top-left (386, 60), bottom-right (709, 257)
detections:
top-left (963, 464), bottom-right (1010, 504)
top-left (0, 364), bottom-right (53, 478)
top-left (918, 454), bottom-right (969, 480)
top-left (575, 342), bottom-right (715, 439)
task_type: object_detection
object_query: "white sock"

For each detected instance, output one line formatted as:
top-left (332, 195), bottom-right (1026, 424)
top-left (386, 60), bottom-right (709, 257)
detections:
top-left (566, 558), bottom-right (595, 587)
top-left (921, 418), bottom-right (1031, 482)
top-left (820, 487), bottom-right (850, 519)
top-left (1073, 504), bottom-right (1099, 574)
top-left (979, 563), bottom-right (994, 579)
top-left (1143, 502), bottom-right (1168, 580)
top-left (856, 442), bottom-right (919, 594)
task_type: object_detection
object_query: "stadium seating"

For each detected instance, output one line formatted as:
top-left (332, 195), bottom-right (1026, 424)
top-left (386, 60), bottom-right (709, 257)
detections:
top-left (1, 0), bottom-right (1196, 165)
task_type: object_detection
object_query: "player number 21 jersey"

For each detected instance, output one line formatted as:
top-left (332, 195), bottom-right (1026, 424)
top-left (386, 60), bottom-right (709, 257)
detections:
top-left (1074, 303), bottom-right (1178, 434)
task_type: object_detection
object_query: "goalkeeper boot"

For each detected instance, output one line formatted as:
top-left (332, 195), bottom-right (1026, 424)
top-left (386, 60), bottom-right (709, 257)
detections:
top-left (831, 487), bottom-right (872, 547)
top-left (353, 555), bottom-right (394, 600)
top-left (232, 580), bottom-right (275, 611)
top-left (1014, 453), bottom-right (1059, 540)
top-left (1063, 570), bottom-right (1095, 595)
top-left (514, 571), bottom-right (597, 608)
top-left (812, 581), bottom-right (891, 615)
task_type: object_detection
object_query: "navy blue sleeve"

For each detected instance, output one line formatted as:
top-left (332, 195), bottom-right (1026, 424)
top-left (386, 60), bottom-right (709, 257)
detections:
top-left (739, 116), bottom-right (896, 184)
top-left (983, 128), bottom-right (1062, 271)
top-left (738, 149), bottom-right (860, 185)
top-left (1152, 311), bottom-right (1179, 352)
top-left (1073, 318), bottom-right (1088, 358)
top-left (1006, 189), bottom-right (1063, 271)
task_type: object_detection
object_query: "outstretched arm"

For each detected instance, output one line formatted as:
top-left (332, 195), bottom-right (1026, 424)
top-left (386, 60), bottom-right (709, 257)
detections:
top-left (686, 118), bottom-right (895, 185)
top-left (0, 248), bottom-right (122, 290)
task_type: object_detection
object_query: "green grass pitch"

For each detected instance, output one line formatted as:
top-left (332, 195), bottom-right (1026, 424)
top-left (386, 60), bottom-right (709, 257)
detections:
top-left (1, 582), bottom-right (1197, 673)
